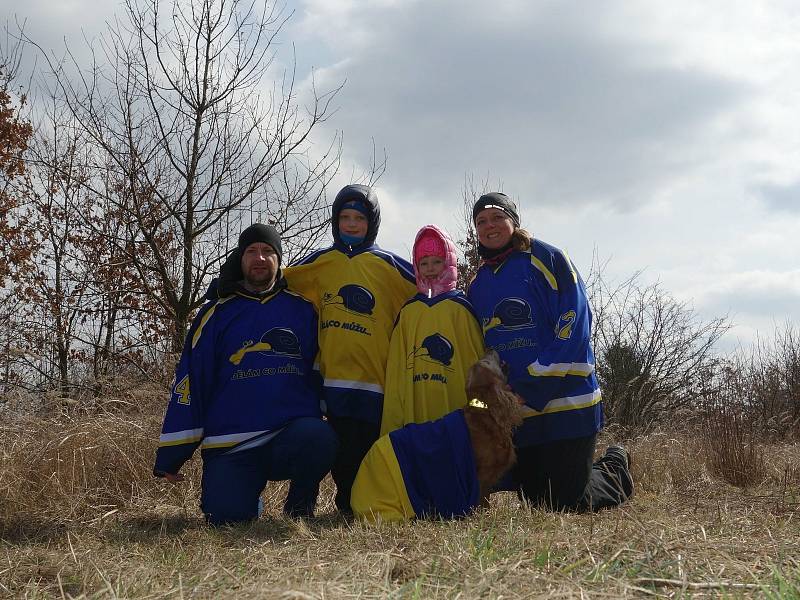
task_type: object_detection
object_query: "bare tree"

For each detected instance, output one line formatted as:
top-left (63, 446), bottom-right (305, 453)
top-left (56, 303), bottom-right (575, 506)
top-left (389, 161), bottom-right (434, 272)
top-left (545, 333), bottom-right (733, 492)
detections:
top-left (32, 0), bottom-right (342, 351)
top-left (589, 270), bottom-right (730, 429)
top-left (19, 95), bottom-right (93, 397)
top-left (454, 173), bottom-right (504, 289)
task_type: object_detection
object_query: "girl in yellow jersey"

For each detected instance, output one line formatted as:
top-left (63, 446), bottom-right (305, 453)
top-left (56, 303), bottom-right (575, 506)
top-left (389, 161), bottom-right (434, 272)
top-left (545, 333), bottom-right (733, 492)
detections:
top-left (380, 225), bottom-right (485, 436)
top-left (351, 225), bottom-right (485, 521)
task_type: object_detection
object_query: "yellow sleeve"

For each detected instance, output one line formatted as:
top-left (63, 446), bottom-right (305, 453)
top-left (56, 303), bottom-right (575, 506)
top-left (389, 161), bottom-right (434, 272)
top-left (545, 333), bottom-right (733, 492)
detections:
top-left (380, 314), bottom-right (409, 437)
top-left (457, 305), bottom-right (486, 375)
top-left (283, 262), bottom-right (321, 308)
top-left (383, 268), bottom-right (417, 322)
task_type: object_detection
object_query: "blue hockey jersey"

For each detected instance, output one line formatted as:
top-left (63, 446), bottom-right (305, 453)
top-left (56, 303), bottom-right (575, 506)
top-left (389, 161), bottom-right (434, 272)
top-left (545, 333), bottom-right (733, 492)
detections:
top-left (468, 240), bottom-right (603, 447)
top-left (351, 409), bottom-right (479, 521)
top-left (154, 281), bottom-right (322, 476)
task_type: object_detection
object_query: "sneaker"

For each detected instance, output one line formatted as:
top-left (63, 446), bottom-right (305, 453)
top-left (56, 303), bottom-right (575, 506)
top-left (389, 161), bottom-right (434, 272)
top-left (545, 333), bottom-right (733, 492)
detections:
top-left (605, 444), bottom-right (632, 471)
top-left (604, 445), bottom-right (634, 501)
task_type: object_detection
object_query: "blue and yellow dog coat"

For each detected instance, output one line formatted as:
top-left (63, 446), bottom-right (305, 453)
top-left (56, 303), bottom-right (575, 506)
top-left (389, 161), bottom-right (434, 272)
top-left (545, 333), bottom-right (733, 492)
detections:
top-left (351, 410), bottom-right (479, 521)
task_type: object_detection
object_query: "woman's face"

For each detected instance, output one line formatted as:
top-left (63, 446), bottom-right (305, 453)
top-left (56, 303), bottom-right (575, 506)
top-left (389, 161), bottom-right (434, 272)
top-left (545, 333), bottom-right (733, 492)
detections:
top-left (475, 208), bottom-right (514, 250)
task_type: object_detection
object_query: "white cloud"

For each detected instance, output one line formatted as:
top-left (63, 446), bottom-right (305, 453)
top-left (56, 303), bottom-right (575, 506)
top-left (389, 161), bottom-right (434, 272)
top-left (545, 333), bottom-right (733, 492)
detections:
top-left (754, 181), bottom-right (800, 213)
top-left (298, 0), bottom-right (753, 213)
top-left (700, 270), bottom-right (800, 316)
top-left (288, 0), bottom-right (800, 349)
top-left (8, 0), bottom-right (800, 351)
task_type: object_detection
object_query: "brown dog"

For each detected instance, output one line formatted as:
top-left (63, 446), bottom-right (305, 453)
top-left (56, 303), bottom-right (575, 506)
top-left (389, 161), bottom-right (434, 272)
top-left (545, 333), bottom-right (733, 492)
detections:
top-left (464, 349), bottom-right (525, 503)
top-left (351, 349), bottom-right (524, 521)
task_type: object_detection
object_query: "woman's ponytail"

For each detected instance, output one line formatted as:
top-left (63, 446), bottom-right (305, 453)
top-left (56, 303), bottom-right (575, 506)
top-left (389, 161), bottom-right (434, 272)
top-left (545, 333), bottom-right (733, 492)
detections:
top-left (511, 228), bottom-right (532, 252)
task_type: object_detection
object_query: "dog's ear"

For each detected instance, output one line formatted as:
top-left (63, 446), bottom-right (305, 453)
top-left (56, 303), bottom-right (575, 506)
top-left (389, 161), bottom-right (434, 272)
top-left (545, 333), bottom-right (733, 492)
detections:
top-left (466, 362), bottom-right (495, 399)
top-left (484, 380), bottom-right (526, 430)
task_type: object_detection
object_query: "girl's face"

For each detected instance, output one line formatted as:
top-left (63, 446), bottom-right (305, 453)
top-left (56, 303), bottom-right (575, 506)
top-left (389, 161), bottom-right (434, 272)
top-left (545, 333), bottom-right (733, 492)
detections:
top-left (418, 255), bottom-right (445, 280)
top-left (338, 208), bottom-right (368, 238)
top-left (475, 208), bottom-right (514, 250)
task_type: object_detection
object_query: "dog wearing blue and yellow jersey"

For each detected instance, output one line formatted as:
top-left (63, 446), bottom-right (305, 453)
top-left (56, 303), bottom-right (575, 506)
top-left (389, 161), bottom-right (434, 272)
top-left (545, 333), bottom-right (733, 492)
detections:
top-left (351, 350), bottom-right (524, 521)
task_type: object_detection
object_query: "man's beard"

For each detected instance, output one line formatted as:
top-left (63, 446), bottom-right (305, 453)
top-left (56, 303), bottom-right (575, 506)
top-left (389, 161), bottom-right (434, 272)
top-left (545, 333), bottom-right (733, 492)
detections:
top-left (244, 267), bottom-right (276, 291)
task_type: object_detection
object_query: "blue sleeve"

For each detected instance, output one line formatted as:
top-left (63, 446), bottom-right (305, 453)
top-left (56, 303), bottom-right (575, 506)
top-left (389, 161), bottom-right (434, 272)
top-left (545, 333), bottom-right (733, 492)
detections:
top-left (153, 301), bottom-right (218, 476)
top-left (513, 251), bottom-right (597, 411)
top-left (373, 247), bottom-right (416, 284)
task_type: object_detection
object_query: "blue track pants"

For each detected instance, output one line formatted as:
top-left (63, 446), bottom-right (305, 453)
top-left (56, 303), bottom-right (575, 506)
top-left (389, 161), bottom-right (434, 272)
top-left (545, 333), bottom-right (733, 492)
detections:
top-left (200, 417), bottom-right (337, 525)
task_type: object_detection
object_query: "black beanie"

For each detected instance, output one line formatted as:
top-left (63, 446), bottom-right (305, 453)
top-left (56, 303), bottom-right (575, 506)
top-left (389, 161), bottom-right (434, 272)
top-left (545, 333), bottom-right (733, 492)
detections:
top-left (237, 223), bottom-right (283, 264)
top-left (472, 192), bottom-right (520, 227)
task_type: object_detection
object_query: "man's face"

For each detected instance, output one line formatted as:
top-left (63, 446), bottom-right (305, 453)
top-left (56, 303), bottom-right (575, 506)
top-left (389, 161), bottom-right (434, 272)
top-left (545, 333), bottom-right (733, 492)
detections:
top-left (241, 242), bottom-right (279, 291)
top-left (338, 208), bottom-right (369, 238)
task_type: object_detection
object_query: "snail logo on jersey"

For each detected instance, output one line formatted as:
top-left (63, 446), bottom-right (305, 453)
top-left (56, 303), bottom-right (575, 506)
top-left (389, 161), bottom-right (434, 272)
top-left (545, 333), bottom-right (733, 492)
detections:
top-left (229, 327), bottom-right (302, 365)
top-left (323, 284), bottom-right (376, 319)
top-left (407, 333), bottom-right (455, 372)
top-left (482, 297), bottom-right (534, 334)
top-left (320, 284), bottom-right (375, 335)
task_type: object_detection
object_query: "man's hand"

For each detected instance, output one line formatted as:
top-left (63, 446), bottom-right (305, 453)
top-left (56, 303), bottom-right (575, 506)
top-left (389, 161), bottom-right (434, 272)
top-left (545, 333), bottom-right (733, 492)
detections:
top-left (164, 472), bottom-right (185, 483)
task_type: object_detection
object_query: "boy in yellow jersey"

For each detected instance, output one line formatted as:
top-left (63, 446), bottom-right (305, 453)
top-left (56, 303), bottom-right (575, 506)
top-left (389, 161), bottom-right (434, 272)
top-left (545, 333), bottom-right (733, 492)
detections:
top-left (282, 185), bottom-right (416, 513)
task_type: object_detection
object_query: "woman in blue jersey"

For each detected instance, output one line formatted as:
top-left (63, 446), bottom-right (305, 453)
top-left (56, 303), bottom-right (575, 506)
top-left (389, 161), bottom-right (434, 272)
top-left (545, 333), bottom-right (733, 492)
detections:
top-left (467, 192), bottom-right (633, 511)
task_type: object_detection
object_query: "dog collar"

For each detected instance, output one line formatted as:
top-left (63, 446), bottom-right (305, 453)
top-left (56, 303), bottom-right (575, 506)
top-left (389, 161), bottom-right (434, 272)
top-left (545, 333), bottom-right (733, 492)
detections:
top-left (468, 398), bottom-right (488, 409)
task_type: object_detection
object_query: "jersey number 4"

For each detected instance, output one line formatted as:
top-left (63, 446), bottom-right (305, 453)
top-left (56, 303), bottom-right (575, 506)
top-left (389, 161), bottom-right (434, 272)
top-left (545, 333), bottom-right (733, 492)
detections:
top-left (174, 375), bottom-right (191, 405)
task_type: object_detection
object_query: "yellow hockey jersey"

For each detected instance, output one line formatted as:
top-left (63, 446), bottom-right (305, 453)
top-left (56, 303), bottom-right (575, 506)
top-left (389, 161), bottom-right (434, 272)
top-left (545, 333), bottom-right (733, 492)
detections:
top-left (380, 291), bottom-right (485, 436)
top-left (284, 245), bottom-right (416, 423)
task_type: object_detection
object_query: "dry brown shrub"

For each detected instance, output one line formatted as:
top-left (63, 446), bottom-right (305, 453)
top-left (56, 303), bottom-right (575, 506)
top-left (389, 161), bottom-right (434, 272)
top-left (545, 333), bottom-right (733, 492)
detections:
top-left (700, 402), bottom-right (766, 489)
top-left (0, 380), bottom-right (203, 527)
top-left (0, 379), bottom-right (339, 531)
top-left (624, 431), bottom-right (712, 497)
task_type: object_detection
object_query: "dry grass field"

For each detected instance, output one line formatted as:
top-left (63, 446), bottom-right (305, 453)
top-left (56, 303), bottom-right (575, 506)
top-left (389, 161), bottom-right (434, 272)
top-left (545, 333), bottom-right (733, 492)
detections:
top-left (1, 386), bottom-right (798, 599)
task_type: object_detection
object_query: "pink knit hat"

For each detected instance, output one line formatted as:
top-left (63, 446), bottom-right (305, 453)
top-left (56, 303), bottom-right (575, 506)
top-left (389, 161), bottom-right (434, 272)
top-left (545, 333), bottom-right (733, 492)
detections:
top-left (412, 225), bottom-right (458, 297)
top-left (414, 230), bottom-right (446, 265)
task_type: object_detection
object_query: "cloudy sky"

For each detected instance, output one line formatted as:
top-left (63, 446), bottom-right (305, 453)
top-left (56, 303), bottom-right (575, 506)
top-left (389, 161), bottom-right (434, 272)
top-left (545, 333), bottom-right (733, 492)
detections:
top-left (8, 0), bottom-right (800, 350)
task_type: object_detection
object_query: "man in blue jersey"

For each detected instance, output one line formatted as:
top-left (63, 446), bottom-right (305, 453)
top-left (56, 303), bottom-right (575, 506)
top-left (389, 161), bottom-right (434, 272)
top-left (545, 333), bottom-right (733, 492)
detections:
top-left (154, 224), bottom-right (337, 525)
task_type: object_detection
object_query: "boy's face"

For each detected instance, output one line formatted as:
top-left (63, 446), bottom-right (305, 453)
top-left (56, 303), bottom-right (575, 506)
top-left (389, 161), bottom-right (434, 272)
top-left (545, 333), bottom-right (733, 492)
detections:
top-left (338, 208), bottom-right (368, 238)
top-left (418, 255), bottom-right (445, 280)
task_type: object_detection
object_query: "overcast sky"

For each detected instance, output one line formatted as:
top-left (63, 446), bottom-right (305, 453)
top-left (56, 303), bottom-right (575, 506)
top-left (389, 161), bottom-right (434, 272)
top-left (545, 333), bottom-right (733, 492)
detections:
top-left (7, 0), bottom-right (800, 350)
